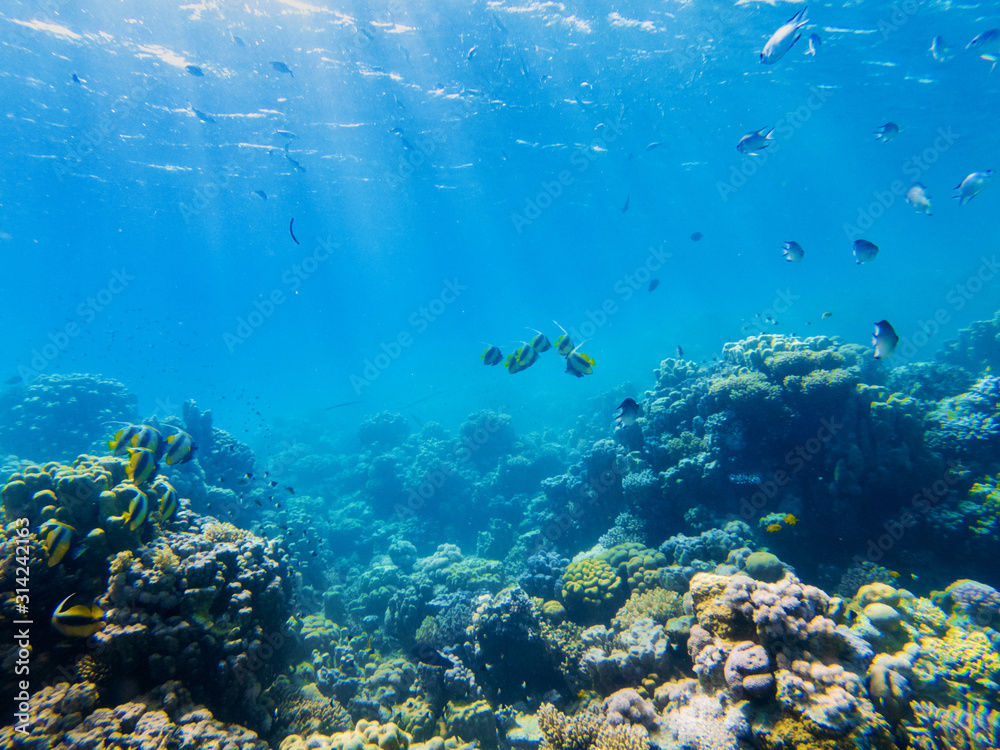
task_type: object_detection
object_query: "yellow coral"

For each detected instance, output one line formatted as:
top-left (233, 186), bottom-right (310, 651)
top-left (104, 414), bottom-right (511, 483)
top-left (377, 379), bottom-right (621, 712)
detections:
top-left (392, 697), bottom-right (437, 741)
top-left (542, 600), bottom-right (567, 623)
top-left (612, 588), bottom-right (682, 631)
top-left (151, 544), bottom-right (180, 574)
top-left (279, 720), bottom-right (411, 750)
top-left (536, 703), bottom-right (647, 750)
top-left (561, 559), bottom-right (624, 613)
top-left (764, 349), bottom-right (846, 379)
top-left (919, 627), bottom-right (1000, 690)
top-left (854, 583), bottom-right (900, 609)
top-left (204, 521), bottom-right (253, 544)
top-left (598, 543), bottom-right (668, 595)
top-left (708, 371), bottom-right (783, 408)
top-left (75, 654), bottom-right (110, 684)
top-left (109, 550), bottom-right (133, 575)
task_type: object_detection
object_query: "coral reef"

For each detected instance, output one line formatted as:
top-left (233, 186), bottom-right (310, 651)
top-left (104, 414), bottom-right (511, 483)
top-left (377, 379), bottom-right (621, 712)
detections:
top-left (938, 308), bottom-right (1000, 373)
top-left (7, 319), bottom-right (1000, 750)
top-left (0, 680), bottom-right (268, 750)
top-left (0, 374), bottom-right (137, 461)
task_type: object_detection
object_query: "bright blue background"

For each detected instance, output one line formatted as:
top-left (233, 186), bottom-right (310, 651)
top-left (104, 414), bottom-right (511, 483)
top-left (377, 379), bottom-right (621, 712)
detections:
top-left (1, 0), bottom-right (997, 446)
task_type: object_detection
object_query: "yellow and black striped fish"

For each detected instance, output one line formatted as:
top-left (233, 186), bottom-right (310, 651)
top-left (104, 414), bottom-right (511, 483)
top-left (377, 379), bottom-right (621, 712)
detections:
top-left (126, 447), bottom-right (158, 486)
top-left (109, 424), bottom-right (161, 456)
top-left (40, 520), bottom-right (75, 567)
top-left (120, 485), bottom-right (149, 531)
top-left (481, 346), bottom-right (503, 366)
top-left (565, 347), bottom-right (595, 378)
top-left (51, 594), bottom-right (104, 637)
top-left (154, 479), bottom-right (179, 522)
top-left (163, 429), bottom-right (196, 466)
top-left (554, 333), bottom-right (574, 356)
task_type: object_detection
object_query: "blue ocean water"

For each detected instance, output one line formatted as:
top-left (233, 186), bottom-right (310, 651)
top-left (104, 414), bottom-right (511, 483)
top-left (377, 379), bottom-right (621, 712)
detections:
top-left (2, 0), bottom-right (997, 442)
top-left (7, 4), bottom-right (1000, 747)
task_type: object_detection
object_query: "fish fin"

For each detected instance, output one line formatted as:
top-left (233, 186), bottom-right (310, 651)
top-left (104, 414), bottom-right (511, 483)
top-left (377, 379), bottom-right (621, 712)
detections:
top-left (786, 7), bottom-right (807, 25)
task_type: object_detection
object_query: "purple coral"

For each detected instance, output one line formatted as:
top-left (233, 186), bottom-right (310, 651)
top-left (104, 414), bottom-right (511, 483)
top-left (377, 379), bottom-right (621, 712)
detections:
top-left (518, 551), bottom-right (569, 600)
top-left (604, 688), bottom-right (659, 729)
top-left (946, 579), bottom-right (1000, 615)
top-left (724, 574), bottom-right (829, 643)
top-left (723, 641), bottom-right (774, 699)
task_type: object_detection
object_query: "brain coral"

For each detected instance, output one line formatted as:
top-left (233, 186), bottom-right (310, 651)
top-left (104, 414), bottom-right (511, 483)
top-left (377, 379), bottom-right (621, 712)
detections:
top-left (561, 558), bottom-right (626, 618)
